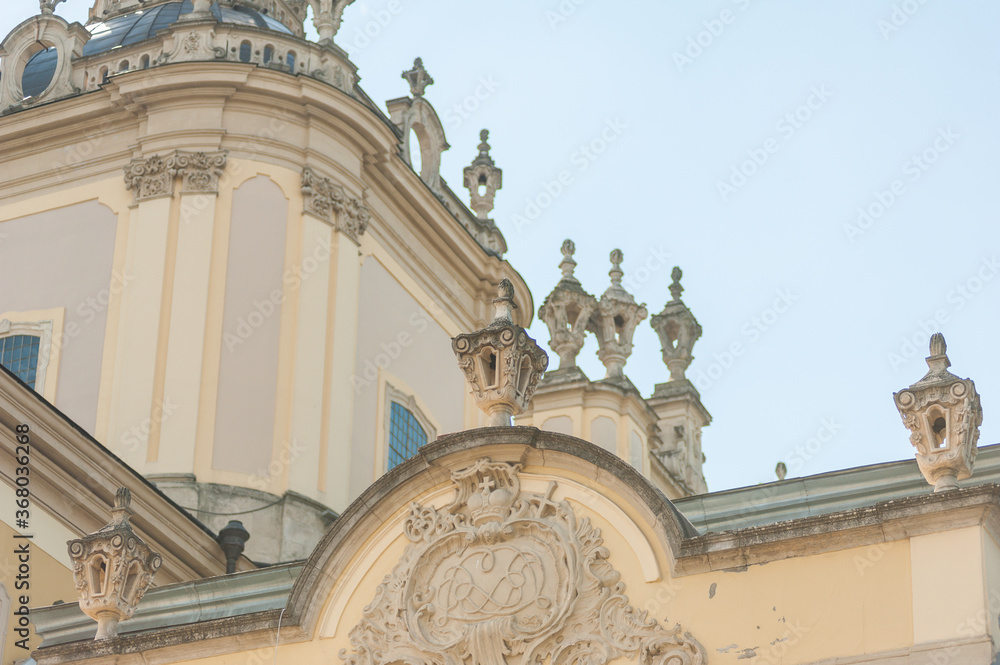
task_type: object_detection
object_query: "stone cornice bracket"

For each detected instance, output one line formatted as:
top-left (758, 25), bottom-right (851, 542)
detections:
top-left (0, 13), bottom-right (89, 113)
top-left (588, 249), bottom-right (648, 379)
top-left (340, 458), bottom-right (707, 665)
top-left (402, 57), bottom-right (434, 97)
top-left (463, 128), bottom-right (503, 221)
top-left (650, 267), bottom-right (703, 382)
top-left (894, 333), bottom-right (983, 492)
top-left (301, 166), bottom-right (370, 244)
top-left (67, 487), bottom-right (162, 640)
top-left (123, 150), bottom-right (228, 203)
top-left (452, 279), bottom-right (549, 426)
top-left (538, 239), bottom-right (598, 370)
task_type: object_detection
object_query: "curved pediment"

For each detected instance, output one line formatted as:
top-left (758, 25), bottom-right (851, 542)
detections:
top-left (285, 427), bottom-right (705, 665)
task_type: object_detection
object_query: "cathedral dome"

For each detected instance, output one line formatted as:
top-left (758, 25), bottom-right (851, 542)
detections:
top-left (22, 0), bottom-right (293, 97)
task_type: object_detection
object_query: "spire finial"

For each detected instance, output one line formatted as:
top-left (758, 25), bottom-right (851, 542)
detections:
top-left (559, 239), bottom-right (577, 281)
top-left (402, 57), bottom-right (434, 97)
top-left (39, 0), bottom-right (66, 14)
top-left (463, 129), bottom-right (503, 220)
top-left (492, 278), bottom-right (518, 323)
top-left (609, 249), bottom-right (624, 289)
top-left (669, 267), bottom-right (684, 301)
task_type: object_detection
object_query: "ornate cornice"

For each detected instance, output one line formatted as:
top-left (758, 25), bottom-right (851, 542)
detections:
top-left (301, 166), bottom-right (370, 243)
top-left (122, 150), bottom-right (228, 203)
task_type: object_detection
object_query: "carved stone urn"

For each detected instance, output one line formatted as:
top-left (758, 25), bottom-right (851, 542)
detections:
top-left (893, 333), bottom-right (983, 492)
top-left (650, 267), bottom-right (702, 381)
top-left (67, 487), bottom-right (162, 639)
top-left (452, 279), bottom-right (549, 426)
top-left (537, 240), bottom-right (598, 369)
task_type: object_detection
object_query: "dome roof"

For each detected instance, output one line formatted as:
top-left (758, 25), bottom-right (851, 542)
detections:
top-left (22, 1), bottom-right (293, 97)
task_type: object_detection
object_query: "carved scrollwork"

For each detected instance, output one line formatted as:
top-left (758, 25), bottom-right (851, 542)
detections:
top-left (301, 166), bottom-right (370, 243)
top-left (123, 150), bottom-right (228, 203)
top-left (340, 459), bottom-right (706, 665)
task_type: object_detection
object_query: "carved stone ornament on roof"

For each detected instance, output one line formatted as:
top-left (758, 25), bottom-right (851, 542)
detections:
top-left (894, 333), bottom-right (983, 492)
top-left (67, 487), bottom-right (162, 640)
top-left (463, 129), bottom-right (503, 221)
top-left (589, 249), bottom-right (648, 379)
top-left (301, 166), bottom-right (371, 243)
top-left (402, 57), bottom-right (434, 97)
top-left (650, 267), bottom-right (703, 382)
top-left (452, 280), bottom-right (549, 426)
top-left (538, 239), bottom-right (598, 369)
top-left (39, 0), bottom-right (66, 14)
top-left (123, 151), bottom-right (228, 203)
top-left (340, 458), bottom-right (707, 665)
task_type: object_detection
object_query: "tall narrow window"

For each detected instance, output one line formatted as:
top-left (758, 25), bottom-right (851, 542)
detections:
top-left (388, 402), bottom-right (427, 470)
top-left (263, 45), bottom-right (273, 64)
top-left (286, 51), bottom-right (296, 70)
top-left (0, 335), bottom-right (40, 389)
top-left (239, 41), bottom-right (252, 63)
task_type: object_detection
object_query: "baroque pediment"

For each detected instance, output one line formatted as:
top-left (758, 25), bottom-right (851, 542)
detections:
top-left (340, 458), bottom-right (705, 665)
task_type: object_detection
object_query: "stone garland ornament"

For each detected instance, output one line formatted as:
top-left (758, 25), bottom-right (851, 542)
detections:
top-left (340, 459), bottom-right (706, 665)
top-left (67, 487), bottom-right (162, 640)
top-left (301, 166), bottom-right (371, 243)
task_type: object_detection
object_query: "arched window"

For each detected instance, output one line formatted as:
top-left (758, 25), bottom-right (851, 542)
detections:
top-left (118, 60), bottom-right (129, 72)
top-left (239, 41), bottom-right (252, 63)
top-left (0, 334), bottom-right (41, 389)
top-left (384, 384), bottom-right (436, 472)
top-left (263, 45), bottom-right (273, 65)
top-left (140, 54), bottom-right (150, 69)
top-left (99, 66), bottom-right (109, 84)
top-left (286, 51), bottom-right (296, 71)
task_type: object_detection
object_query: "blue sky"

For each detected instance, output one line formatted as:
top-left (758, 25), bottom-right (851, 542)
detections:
top-left (4, 0), bottom-right (998, 492)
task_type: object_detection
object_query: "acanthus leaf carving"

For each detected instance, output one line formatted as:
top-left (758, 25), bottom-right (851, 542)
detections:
top-left (123, 150), bottom-right (227, 203)
top-left (301, 166), bottom-right (370, 243)
top-left (340, 459), bottom-right (707, 665)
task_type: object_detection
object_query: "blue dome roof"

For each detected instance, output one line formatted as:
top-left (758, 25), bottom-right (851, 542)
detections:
top-left (22, 1), bottom-right (294, 98)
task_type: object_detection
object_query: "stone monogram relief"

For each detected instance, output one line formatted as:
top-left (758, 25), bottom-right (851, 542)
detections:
top-left (340, 459), bottom-right (706, 665)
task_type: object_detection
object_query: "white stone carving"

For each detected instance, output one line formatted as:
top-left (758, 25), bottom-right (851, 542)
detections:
top-left (123, 151), bottom-right (228, 203)
top-left (463, 129), bottom-right (503, 221)
top-left (650, 267), bottom-right (702, 382)
top-left (340, 458), bottom-right (706, 665)
top-left (67, 488), bottom-right (162, 640)
top-left (538, 239), bottom-right (598, 369)
top-left (301, 166), bottom-right (370, 243)
top-left (387, 58), bottom-right (450, 195)
top-left (589, 249), bottom-right (648, 379)
top-left (452, 280), bottom-right (549, 426)
top-left (894, 333), bottom-right (983, 492)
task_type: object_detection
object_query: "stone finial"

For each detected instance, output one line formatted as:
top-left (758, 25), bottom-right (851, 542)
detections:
top-left (650, 266), bottom-right (703, 382)
top-left (538, 240), bottom-right (598, 369)
top-left (452, 280), bottom-right (549, 426)
top-left (894, 333), bottom-right (983, 492)
top-left (402, 57), bottom-right (434, 97)
top-left (588, 249), bottom-right (647, 378)
top-left (217, 520), bottom-right (249, 575)
top-left (463, 129), bottom-right (503, 221)
top-left (67, 487), bottom-right (162, 640)
top-left (775, 462), bottom-right (787, 481)
top-left (39, 0), bottom-right (66, 14)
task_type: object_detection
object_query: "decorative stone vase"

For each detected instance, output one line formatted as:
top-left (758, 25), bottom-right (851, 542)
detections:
top-left (893, 333), bottom-right (983, 492)
top-left (67, 487), bottom-right (162, 639)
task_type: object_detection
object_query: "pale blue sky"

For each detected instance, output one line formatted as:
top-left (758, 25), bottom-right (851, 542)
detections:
top-left (4, 0), bottom-right (998, 492)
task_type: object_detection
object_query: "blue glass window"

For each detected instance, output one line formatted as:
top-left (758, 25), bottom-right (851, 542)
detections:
top-left (0, 335), bottom-right (40, 389)
top-left (388, 402), bottom-right (427, 470)
top-left (286, 52), bottom-right (296, 71)
top-left (263, 45), bottom-right (273, 64)
top-left (239, 41), bottom-right (252, 63)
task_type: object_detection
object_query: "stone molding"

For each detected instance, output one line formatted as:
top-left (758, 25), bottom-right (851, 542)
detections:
top-left (300, 166), bottom-right (370, 243)
top-left (0, 13), bottom-right (89, 113)
top-left (340, 458), bottom-right (706, 665)
top-left (122, 150), bottom-right (228, 203)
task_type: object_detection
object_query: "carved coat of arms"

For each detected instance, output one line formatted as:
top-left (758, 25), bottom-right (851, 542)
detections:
top-left (340, 459), bottom-right (706, 665)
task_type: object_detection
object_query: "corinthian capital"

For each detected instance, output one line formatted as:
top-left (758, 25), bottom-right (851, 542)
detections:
top-left (301, 166), bottom-right (370, 244)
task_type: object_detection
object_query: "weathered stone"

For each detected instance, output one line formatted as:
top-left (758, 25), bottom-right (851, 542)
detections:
top-left (537, 239), bottom-right (598, 369)
top-left (462, 129), bottom-right (502, 220)
top-left (650, 267), bottom-right (702, 381)
top-left (589, 249), bottom-right (647, 378)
